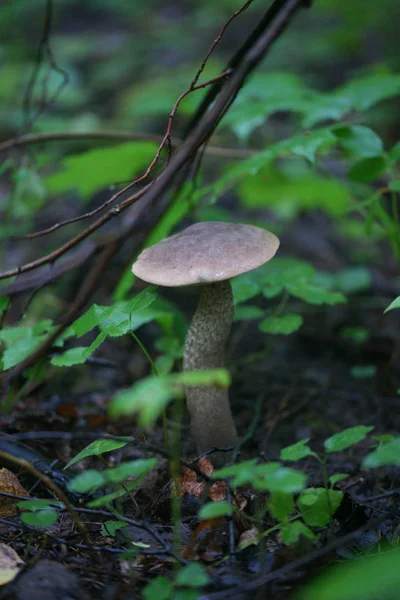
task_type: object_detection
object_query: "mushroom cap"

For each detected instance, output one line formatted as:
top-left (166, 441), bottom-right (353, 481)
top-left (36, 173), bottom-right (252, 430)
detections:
top-left (132, 221), bottom-right (280, 287)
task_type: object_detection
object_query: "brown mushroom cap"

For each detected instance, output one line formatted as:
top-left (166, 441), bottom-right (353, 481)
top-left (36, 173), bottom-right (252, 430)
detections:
top-left (132, 222), bottom-right (280, 287)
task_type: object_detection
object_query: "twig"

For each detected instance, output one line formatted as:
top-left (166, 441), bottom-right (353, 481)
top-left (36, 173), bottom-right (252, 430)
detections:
top-left (0, 129), bottom-right (254, 159)
top-left (0, 449), bottom-right (92, 549)
top-left (201, 516), bottom-right (386, 599)
top-left (0, 0), bottom-right (309, 283)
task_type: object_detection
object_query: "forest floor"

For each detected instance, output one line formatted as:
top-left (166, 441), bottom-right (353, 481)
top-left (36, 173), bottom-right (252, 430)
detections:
top-left (0, 209), bottom-right (399, 600)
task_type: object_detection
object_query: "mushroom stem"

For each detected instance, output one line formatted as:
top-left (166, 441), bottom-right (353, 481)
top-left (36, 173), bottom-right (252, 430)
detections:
top-left (183, 280), bottom-right (237, 459)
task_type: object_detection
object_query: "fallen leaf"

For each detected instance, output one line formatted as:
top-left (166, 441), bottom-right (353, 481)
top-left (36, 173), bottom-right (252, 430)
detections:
top-left (0, 469), bottom-right (30, 517)
top-left (176, 457), bottom-right (228, 501)
top-left (0, 544), bottom-right (24, 585)
top-left (237, 527), bottom-right (260, 550)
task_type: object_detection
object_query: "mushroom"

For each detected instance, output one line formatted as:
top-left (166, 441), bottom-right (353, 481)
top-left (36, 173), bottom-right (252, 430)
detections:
top-left (132, 222), bottom-right (279, 460)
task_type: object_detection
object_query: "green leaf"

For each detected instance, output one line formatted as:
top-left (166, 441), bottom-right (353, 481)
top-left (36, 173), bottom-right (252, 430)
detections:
top-left (175, 563), bottom-right (211, 588)
top-left (362, 437), bottom-right (400, 468)
top-left (389, 180), bottom-right (400, 192)
top-left (280, 521), bottom-right (316, 545)
top-left (239, 167), bottom-right (351, 219)
top-left (232, 274), bottom-right (261, 304)
top-left (1, 333), bottom-right (43, 370)
top-left (68, 470), bottom-right (105, 494)
top-left (109, 370), bottom-right (230, 427)
top-left (255, 466), bottom-right (307, 494)
top-left (298, 488), bottom-right (343, 526)
top-left (46, 141), bottom-right (157, 200)
top-left (17, 499), bottom-right (57, 511)
top-left (20, 510), bottom-right (58, 527)
top-left (287, 282), bottom-right (346, 305)
top-left (51, 332), bottom-right (107, 367)
top-left (173, 369), bottom-right (230, 388)
top-left (105, 459), bottom-right (157, 484)
top-left (0, 297), bottom-right (9, 316)
top-left (259, 314), bottom-right (303, 335)
top-left (142, 577), bottom-right (173, 600)
top-left (87, 481), bottom-right (140, 508)
top-left (197, 501), bottom-right (235, 520)
top-left (340, 327), bottom-right (368, 344)
top-left (294, 546), bottom-right (400, 600)
top-left (212, 459), bottom-right (260, 486)
top-left (348, 156), bottom-right (387, 183)
top-left (68, 458), bottom-right (157, 494)
top-left (324, 426), bottom-right (374, 453)
top-left (350, 365), bottom-right (376, 379)
top-left (64, 438), bottom-right (131, 469)
top-left (384, 296), bottom-right (400, 312)
top-left (206, 128), bottom-right (336, 199)
top-left (233, 305), bottom-right (264, 321)
top-left (268, 492), bottom-right (294, 522)
top-left (280, 439), bottom-right (314, 462)
top-left (329, 474), bottom-right (348, 486)
top-left (334, 126), bottom-right (384, 160)
top-left (109, 377), bottom-right (173, 427)
top-left (101, 520), bottom-right (128, 537)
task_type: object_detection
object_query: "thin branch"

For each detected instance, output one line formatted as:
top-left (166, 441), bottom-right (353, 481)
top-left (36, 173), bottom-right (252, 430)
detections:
top-left (0, 449), bottom-right (92, 549)
top-left (0, 130), bottom-right (254, 159)
top-left (0, 0), bottom-right (308, 284)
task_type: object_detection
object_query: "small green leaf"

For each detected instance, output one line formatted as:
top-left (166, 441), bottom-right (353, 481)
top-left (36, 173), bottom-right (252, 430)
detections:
top-left (384, 296), bottom-right (400, 313)
top-left (174, 369), bottom-right (230, 388)
top-left (280, 439), bottom-right (314, 462)
top-left (64, 438), bottom-right (131, 469)
top-left (233, 305), bottom-right (264, 321)
top-left (142, 576), bottom-right (173, 600)
top-left (87, 481), bottom-right (140, 508)
top-left (46, 142), bottom-right (157, 200)
top-left (110, 371), bottom-right (229, 427)
top-left (334, 125), bottom-right (384, 160)
top-left (197, 501), bottom-right (235, 520)
top-left (298, 488), bottom-right (343, 526)
top-left (101, 520), bottom-right (128, 537)
top-left (68, 459), bottom-right (157, 494)
top-left (259, 314), bottom-right (303, 335)
top-left (212, 460), bottom-right (260, 486)
top-left (288, 282), bottom-right (346, 305)
top-left (175, 563), bottom-right (211, 588)
top-left (324, 426), bottom-right (374, 453)
top-left (280, 521), bottom-right (316, 545)
top-left (388, 180), bottom-right (400, 192)
top-left (362, 437), bottom-right (400, 468)
top-left (68, 470), bottom-right (105, 494)
top-left (329, 474), bottom-right (348, 486)
top-left (350, 365), bottom-right (376, 379)
top-left (295, 547), bottom-right (400, 600)
top-left (17, 499), bottom-right (57, 511)
top-left (20, 510), bottom-right (58, 527)
top-left (348, 156), bottom-right (387, 183)
top-left (0, 297), bottom-right (10, 316)
top-left (268, 492), bottom-right (294, 521)
top-left (256, 466), bottom-right (307, 494)
top-left (51, 332), bottom-right (107, 367)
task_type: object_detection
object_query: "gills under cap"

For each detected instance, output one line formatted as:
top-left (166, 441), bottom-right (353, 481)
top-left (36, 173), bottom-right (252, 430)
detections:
top-left (132, 221), bottom-right (280, 287)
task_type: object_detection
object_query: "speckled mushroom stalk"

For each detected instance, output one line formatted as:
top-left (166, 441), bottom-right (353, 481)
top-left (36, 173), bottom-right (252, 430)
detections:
top-left (183, 280), bottom-right (237, 455)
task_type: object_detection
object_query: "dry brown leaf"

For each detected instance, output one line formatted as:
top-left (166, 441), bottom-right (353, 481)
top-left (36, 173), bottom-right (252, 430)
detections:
top-left (176, 458), bottom-right (227, 501)
top-left (0, 544), bottom-right (24, 586)
top-left (197, 456), bottom-right (214, 476)
top-left (181, 517), bottom-right (224, 561)
top-left (0, 469), bottom-right (30, 517)
top-left (237, 527), bottom-right (260, 550)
